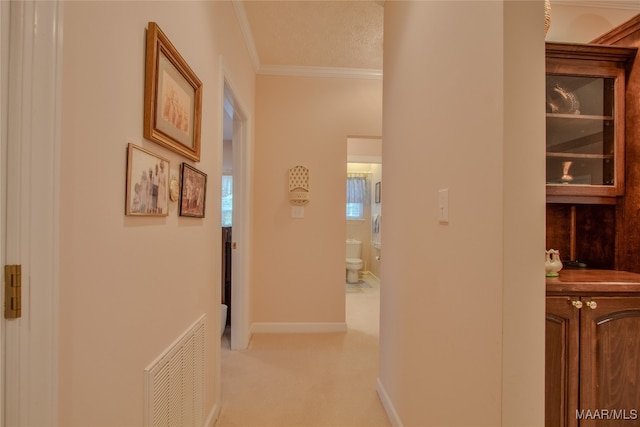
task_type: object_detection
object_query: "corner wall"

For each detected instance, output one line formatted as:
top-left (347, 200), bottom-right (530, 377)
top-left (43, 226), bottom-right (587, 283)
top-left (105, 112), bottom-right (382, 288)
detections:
top-left (378, 1), bottom-right (545, 425)
top-left (59, 2), bottom-right (255, 425)
top-left (503, 1), bottom-right (546, 424)
top-left (253, 75), bottom-right (382, 326)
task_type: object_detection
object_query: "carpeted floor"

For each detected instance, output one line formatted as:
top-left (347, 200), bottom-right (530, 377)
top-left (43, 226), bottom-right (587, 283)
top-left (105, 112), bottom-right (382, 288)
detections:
top-left (216, 277), bottom-right (389, 427)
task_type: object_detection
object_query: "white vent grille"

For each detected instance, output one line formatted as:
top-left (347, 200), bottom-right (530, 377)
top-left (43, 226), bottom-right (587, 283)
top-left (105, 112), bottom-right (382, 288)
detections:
top-left (145, 315), bottom-right (205, 427)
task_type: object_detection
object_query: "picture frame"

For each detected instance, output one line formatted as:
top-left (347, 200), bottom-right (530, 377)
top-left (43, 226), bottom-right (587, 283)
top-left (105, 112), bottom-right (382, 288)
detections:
top-left (144, 22), bottom-right (202, 162)
top-left (375, 181), bottom-right (381, 204)
top-left (126, 143), bottom-right (170, 216)
top-left (179, 163), bottom-right (207, 218)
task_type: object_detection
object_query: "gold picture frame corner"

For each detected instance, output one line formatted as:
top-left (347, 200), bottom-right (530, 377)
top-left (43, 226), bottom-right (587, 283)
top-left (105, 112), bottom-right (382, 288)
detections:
top-left (143, 22), bottom-right (202, 162)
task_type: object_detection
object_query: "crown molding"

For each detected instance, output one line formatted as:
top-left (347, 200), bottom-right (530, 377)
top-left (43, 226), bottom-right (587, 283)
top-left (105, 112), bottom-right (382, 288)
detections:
top-left (232, 0), bottom-right (382, 79)
top-left (258, 65), bottom-right (383, 79)
top-left (231, 0), bottom-right (260, 72)
top-left (552, 0), bottom-right (640, 10)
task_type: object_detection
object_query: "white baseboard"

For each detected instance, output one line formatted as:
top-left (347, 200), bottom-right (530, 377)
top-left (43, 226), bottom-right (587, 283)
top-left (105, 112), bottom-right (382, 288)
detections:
top-left (205, 402), bottom-right (219, 427)
top-left (365, 271), bottom-right (380, 283)
top-left (376, 378), bottom-right (403, 427)
top-left (251, 322), bottom-right (348, 334)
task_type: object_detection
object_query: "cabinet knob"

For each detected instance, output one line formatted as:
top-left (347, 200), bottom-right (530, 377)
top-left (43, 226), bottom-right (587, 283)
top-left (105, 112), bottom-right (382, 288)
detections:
top-left (571, 300), bottom-right (583, 309)
top-left (585, 300), bottom-right (597, 310)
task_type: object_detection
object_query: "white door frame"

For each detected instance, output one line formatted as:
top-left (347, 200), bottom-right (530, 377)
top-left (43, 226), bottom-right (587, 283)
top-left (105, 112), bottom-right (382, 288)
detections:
top-left (0, 1), bottom-right (9, 421)
top-left (220, 63), bottom-right (252, 351)
top-left (3, 1), bottom-right (61, 425)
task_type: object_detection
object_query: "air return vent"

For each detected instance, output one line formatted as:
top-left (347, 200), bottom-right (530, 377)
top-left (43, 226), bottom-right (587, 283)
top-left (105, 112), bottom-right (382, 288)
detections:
top-left (144, 315), bottom-right (205, 427)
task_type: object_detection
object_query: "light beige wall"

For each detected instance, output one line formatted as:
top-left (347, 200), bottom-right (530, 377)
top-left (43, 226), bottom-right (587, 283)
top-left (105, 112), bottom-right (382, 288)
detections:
top-left (503, 2), bottom-right (546, 424)
top-left (223, 140), bottom-right (233, 172)
top-left (347, 136), bottom-right (382, 162)
top-left (546, 4), bottom-right (639, 43)
top-left (379, 1), bottom-right (544, 425)
top-left (59, 1), bottom-right (254, 425)
top-left (253, 75), bottom-right (382, 323)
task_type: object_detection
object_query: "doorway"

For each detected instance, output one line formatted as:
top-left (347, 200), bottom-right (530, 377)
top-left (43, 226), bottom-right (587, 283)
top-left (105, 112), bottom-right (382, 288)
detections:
top-left (221, 80), bottom-right (251, 350)
top-left (345, 137), bottom-right (382, 325)
top-left (221, 99), bottom-right (233, 340)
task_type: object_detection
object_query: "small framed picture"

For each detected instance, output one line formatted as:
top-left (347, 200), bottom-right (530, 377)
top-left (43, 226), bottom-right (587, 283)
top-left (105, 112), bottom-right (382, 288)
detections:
top-left (126, 143), bottom-right (170, 216)
top-left (375, 181), bottom-right (381, 204)
top-left (179, 163), bottom-right (207, 218)
top-left (144, 22), bottom-right (202, 162)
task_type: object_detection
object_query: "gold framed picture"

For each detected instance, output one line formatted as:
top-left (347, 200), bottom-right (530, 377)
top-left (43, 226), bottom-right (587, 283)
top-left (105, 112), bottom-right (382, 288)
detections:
top-left (144, 22), bottom-right (202, 162)
top-left (125, 143), bottom-right (170, 216)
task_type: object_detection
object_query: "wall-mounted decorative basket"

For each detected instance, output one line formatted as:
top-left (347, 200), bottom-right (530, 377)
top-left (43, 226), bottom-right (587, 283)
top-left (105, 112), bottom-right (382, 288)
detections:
top-left (289, 165), bottom-right (310, 206)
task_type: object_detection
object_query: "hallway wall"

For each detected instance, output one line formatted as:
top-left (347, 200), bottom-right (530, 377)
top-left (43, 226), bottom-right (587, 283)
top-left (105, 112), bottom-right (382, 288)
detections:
top-left (253, 75), bottom-right (382, 324)
top-left (379, 1), bottom-right (545, 425)
top-left (59, 2), bottom-right (255, 425)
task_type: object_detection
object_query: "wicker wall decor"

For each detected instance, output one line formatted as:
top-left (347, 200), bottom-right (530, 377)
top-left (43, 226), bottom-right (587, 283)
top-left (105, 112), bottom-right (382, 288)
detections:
top-left (288, 165), bottom-right (310, 205)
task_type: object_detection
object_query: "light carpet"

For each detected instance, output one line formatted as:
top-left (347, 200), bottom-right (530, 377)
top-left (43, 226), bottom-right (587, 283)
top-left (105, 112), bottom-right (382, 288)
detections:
top-left (216, 278), bottom-right (390, 427)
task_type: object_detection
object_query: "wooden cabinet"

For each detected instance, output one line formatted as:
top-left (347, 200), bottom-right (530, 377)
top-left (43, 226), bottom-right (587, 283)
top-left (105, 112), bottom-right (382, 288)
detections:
top-left (580, 297), bottom-right (640, 426)
top-left (546, 296), bottom-right (579, 427)
top-left (546, 270), bottom-right (640, 427)
top-left (546, 43), bottom-right (636, 203)
top-left (594, 16), bottom-right (640, 273)
top-left (545, 43), bottom-right (636, 270)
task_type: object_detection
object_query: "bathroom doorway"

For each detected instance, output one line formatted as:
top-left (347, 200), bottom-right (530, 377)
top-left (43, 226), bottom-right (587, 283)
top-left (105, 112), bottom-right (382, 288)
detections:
top-left (345, 137), bottom-right (382, 312)
top-left (221, 80), bottom-right (251, 350)
top-left (346, 161), bottom-right (382, 282)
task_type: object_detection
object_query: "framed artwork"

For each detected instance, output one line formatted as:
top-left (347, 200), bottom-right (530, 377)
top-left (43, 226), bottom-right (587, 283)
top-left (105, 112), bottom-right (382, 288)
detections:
top-left (126, 143), bottom-right (170, 216)
top-left (144, 22), bottom-right (202, 162)
top-left (375, 181), bottom-right (381, 204)
top-left (179, 163), bottom-right (207, 218)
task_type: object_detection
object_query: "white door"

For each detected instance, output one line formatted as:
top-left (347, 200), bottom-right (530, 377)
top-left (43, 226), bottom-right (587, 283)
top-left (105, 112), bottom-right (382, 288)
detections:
top-left (2, 1), bottom-right (61, 425)
top-left (1, 1), bottom-right (9, 422)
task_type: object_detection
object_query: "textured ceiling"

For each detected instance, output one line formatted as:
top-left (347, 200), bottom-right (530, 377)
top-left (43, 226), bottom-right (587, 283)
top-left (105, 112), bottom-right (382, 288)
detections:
top-left (239, 0), bottom-right (384, 72)
top-left (236, 0), bottom-right (640, 77)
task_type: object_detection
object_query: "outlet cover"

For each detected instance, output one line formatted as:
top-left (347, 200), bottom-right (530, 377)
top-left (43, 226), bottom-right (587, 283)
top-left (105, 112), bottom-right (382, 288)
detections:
top-left (292, 206), bottom-right (305, 218)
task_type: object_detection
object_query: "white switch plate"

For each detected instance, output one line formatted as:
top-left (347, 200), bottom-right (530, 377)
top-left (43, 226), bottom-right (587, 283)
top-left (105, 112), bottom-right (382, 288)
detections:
top-left (291, 206), bottom-right (305, 218)
top-left (438, 188), bottom-right (449, 224)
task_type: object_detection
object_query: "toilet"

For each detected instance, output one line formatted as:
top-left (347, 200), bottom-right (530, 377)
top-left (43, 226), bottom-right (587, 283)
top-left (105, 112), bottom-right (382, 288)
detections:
top-left (346, 239), bottom-right (364, 283)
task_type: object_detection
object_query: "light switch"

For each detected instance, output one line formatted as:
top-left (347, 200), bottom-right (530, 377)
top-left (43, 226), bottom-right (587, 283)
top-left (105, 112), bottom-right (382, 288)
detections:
top-left (438, 188), bottom-right (449, 224)
top-left (291, 206), bottom-right (305, 218)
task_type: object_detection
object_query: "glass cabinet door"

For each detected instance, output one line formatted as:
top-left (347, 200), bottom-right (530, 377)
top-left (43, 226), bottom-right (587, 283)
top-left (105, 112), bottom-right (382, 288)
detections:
top-left (546, 75), bottom-right (616, 190)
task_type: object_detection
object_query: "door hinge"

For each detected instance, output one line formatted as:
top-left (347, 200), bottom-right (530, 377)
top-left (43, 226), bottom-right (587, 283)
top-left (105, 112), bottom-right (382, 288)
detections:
top-left (4, 265), bottom-right (22, 319)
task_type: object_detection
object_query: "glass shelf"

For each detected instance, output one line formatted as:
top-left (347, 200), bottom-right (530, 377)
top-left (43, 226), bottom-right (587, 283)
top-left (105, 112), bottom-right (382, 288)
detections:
top-left (546, 75), bottom-right (617, 191)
